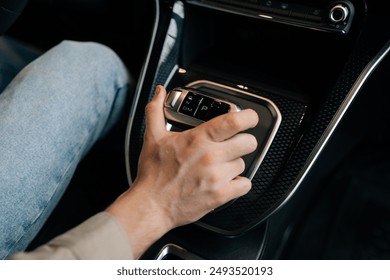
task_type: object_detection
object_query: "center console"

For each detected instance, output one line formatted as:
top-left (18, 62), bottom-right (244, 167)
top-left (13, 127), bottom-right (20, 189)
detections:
top-left (125, 0), bottom-right (390, 259)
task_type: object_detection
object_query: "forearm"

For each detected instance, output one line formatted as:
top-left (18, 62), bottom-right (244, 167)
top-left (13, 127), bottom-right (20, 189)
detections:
top-left (106, 183), bottom-right (173, 259)
top-left (9, 212), bottom-right (133, 260)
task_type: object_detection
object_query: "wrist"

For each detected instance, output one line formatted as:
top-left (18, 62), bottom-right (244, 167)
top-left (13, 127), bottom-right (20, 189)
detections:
top-left (106, 182), bottom-right (173, 259)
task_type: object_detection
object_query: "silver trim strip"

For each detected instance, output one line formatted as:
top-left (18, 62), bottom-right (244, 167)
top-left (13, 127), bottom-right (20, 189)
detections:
top-left (156, 244), bottom-right (204, 260)
top-left (125, 0), bottom-right (160, 185)
top-left (126, 0), bottom-right (184, 184)
top-left (271, 40), bottom-right (390, 217)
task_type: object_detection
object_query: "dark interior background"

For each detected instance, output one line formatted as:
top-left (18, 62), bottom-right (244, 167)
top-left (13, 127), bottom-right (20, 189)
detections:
top-left (3, 0), bottom-right (390, 259)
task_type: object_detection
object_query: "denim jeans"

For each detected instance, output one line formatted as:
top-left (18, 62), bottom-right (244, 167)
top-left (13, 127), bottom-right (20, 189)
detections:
top-left (0, 40), bottom-right (131, 259)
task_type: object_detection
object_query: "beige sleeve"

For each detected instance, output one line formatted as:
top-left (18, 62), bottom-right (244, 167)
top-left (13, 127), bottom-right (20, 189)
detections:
top-left (9, 212), bottom-right (133, 260)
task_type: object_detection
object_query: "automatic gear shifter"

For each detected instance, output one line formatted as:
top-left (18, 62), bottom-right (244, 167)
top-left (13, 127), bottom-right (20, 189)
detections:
top-left (164, 87), bottom-right (241, 128)
top-left (163, 81), bottom-right (282, 211)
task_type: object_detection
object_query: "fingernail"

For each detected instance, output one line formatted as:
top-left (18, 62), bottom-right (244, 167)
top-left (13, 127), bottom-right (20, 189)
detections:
top-left (155, 86), bottom-right (161, 95)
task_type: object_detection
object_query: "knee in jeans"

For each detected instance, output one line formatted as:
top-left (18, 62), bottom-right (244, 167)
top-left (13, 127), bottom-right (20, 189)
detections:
top-left (54, 40), bottom-right (123, 69)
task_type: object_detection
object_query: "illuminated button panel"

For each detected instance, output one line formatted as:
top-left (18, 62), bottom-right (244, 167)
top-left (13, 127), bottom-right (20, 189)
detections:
top-left (164, 87), bottom-right (240, 128)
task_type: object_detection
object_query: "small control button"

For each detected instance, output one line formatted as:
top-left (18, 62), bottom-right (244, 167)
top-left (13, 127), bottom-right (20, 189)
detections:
top-left (259, 0), bottom-right (277, 13)
top-left (329, 4), bottom-right (349, 23)
top-left (171, 90), bottom-right (182, 107)
top-left (208, 101), bottom-right (231, 120)
top-left (276, 2), bottom-right (291, 16)
top-left (178, 92), bottom-right (202, 117)
top-left (165, 90), bottom-right (182, 108)
top-left (194, 96), bottom-right (214, 121)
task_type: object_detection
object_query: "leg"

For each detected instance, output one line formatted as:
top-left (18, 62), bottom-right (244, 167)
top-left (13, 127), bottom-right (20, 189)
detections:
top-left (0, 40), bottom-right (131, 259)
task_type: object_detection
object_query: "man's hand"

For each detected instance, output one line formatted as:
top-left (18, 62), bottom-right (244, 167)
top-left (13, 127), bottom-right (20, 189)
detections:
top-left (106, 85), bottom-right (259, 258)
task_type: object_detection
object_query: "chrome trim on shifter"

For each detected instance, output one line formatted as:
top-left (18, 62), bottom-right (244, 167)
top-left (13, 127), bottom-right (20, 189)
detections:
top-left (156, 244), bottom-right (204, 260)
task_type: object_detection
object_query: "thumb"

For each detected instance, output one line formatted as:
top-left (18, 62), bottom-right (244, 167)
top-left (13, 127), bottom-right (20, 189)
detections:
top-left (144, 85), bottom-right (167, 139)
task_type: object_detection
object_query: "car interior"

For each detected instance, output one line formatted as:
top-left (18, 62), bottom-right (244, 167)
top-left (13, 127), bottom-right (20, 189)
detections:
top-left (2, 0), bottom-right (390, 260)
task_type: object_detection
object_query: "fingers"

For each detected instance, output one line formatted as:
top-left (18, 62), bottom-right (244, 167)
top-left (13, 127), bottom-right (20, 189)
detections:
top-left (144, 87), bottom-right (259, 145)
top-left (221, 133), bottom-right (258, 161)
top-left (144, 85), bottom-right (167, 140)
top-left (214, 176), bottom-right (252, 207)
top-left (197, 109), bottom-right (259, 142)
top-left (224, 158), bottom-right (246, 180)
top-left (229, 176), bottom-right (252, 197)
